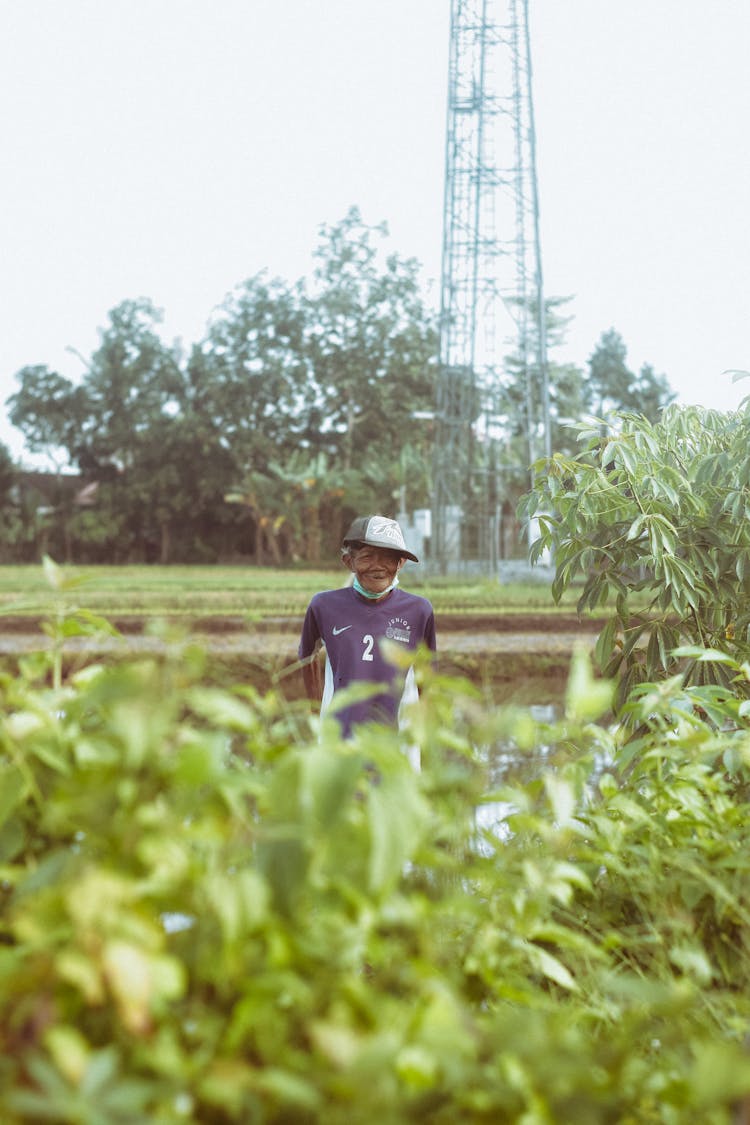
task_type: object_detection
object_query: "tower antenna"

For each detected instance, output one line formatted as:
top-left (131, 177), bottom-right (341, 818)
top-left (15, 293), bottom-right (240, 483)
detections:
top-left (432, 0), bottom-right (548, 574)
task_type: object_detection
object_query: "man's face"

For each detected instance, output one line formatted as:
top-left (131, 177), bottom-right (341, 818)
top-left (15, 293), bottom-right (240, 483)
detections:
top-left (343, 545), bottom-right (405, 595)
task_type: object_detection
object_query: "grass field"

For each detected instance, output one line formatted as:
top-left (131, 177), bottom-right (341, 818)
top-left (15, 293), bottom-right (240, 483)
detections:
top-left (0, 563), bottom-right (577, 622)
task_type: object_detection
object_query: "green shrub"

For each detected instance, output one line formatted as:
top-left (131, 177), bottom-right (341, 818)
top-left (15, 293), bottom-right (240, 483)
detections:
top-left (2, 563), bottom-right (750, 1121)
top-left (520, 403), bottom-right (750, 710)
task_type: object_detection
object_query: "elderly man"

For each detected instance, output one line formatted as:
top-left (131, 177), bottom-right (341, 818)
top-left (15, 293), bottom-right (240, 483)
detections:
top-left (298, 515), bottom-right (436, 737)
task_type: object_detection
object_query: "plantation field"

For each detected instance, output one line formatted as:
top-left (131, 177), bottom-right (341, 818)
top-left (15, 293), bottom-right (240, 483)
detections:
top-left (0, 562), bottom-right (596, 706)
top-left (0, 563), bottom-right (579, 623)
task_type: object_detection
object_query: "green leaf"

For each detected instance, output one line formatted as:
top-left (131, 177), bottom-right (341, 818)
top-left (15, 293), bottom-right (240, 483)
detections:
top-left (42, 554), bottom-right (64, 591)
top-left (256, 1068), bottom-right (321, 1111)
top-left (527, 945), bottom-right (578, 991)
top-left (565, 647), bottom-right (614, 722)
top-left (594, 618), bottom-right (618, 672)
top-left (187, 686), bottom-right (258, 731)
top-left (544, 776), bottom-right (576, 828)
top-left (367, 761), bottom-right (427, 895)
top-left (626, 514), bottom-right (646, 542)
top-left (672, 646), bottom-right (736, 665)
top-left (687, 1043), bottom-right (750, 1110)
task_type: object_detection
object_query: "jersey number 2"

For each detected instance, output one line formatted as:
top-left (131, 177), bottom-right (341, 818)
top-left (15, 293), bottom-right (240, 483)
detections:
top-left (362, 634), bottom-right (374, 662)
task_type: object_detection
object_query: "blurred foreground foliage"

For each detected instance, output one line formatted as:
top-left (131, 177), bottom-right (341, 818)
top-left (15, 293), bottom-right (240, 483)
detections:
top-left (3, 560), bottom-right (750, 1122)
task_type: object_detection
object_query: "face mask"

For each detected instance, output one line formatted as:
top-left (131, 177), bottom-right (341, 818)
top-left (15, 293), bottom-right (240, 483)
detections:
top-left (352, 575), bottom-right (400, 600)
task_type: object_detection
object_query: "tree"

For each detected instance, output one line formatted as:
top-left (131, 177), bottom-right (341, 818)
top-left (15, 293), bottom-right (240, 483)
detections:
top-left (304, 207), bottom-right (438, 497)
top-left (499, 319), bottom-right (675, 477)
top-left (199, 274), bottom-right (309, 475)
top-left (0, 441), bottom-right (16, 505)
top-left (7, 301), bottom-right (235, 563)
top-left (7, 366), bottom-right (89, 473)
top-left (4, 212), bottom-right (440, 562)
top-left (72, 300), bottom-right (207, 561)
top-left (217, 209), bottom-right (439, 538)
top-left (493, 297), bottom-right (589, 558)
top-left (501, 296), bottom-right (588, 466)
top-left (520, 402), bottom-right (750, 711)
top-left (7, 370), bottom-right (99, 559)
top-left (585, 328), bottom-right (631, 419)
top-left (585, 328), bottom-right (675, 423)
top-left (226, 452), bottom-right (377, 564)
top-left (80, 299), bottom-right (184, 470)
top-left (0, 442), bottom-right (23, 561)
top-left (630, 361), bottom-right (676, 421)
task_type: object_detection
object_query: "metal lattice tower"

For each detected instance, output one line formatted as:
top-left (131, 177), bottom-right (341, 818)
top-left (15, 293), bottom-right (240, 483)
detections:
top-left (431, 0), bottom-right (548, 574)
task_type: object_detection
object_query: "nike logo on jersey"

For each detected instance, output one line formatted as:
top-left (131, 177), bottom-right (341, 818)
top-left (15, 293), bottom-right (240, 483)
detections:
top-left (332, 625), bottom-right (353, 635)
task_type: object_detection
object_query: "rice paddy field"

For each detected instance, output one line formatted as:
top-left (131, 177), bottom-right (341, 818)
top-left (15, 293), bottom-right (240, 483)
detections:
top-left (0, 563), bottom-right (579, 622)
top-left (0, 563), bottom-right (603, 706)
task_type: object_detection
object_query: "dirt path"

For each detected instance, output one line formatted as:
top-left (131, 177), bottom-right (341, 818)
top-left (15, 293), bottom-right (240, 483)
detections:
top-left (0, 628), bottom-right (596, 657)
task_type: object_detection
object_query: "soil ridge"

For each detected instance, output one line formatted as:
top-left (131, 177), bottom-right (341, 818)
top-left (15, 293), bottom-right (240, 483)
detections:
top-left (0, 612), bottom-right (607, 635)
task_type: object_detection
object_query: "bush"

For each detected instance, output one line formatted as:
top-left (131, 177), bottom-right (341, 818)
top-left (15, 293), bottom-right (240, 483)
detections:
top-left (3, 564), bottom-right (750, 1121)
top-left (519, 403), bottom-right (750, 711)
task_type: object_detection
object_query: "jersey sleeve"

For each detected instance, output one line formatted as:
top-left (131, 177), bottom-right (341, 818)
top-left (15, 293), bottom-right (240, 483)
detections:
top-left (424, 604), bottom-right (437, 653)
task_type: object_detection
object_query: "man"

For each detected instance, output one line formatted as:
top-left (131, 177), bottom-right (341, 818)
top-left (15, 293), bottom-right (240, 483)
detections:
top-left (298, 515), bottom-right (436, 738)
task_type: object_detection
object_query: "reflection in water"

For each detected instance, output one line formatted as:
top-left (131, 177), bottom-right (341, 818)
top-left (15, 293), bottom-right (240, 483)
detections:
top-left (474, 701), bottom-right (616, 852)
top-left (474, 703), bottom-right (559, 850)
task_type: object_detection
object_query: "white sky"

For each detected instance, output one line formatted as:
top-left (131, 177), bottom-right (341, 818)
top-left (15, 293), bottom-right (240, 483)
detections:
top-left (2, 0), bottom-right (749, 464)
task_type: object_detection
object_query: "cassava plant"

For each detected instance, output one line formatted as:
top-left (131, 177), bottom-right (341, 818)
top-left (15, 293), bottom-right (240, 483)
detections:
top-left (519, 398), bottom-right (750, 710)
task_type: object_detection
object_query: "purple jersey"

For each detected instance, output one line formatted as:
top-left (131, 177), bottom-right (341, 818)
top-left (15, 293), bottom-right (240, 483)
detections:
top-left (298, 585), bottom-right (436, 736)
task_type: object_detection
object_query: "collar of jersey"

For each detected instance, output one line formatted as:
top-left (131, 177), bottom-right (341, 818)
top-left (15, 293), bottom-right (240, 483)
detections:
top-left (352, 575), bottom-right (399, 600)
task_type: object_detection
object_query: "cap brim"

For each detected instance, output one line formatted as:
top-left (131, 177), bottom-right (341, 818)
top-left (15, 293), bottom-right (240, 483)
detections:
top-left (343, 539), bottom-right (419, 563)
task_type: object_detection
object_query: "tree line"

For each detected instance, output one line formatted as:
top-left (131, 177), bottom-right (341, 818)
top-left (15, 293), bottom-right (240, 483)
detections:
top-left (1, 208), bottom-right (675, 565)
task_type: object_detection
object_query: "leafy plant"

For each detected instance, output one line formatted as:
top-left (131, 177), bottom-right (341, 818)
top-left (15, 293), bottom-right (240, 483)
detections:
top-left (519, 402), bottom-right (750, 709)
top-left (3, 562), bottom-right (750, 1120)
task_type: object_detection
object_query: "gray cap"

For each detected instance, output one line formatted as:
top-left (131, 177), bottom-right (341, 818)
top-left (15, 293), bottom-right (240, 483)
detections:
top-left (342, 515), bottom-right (418, 562)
